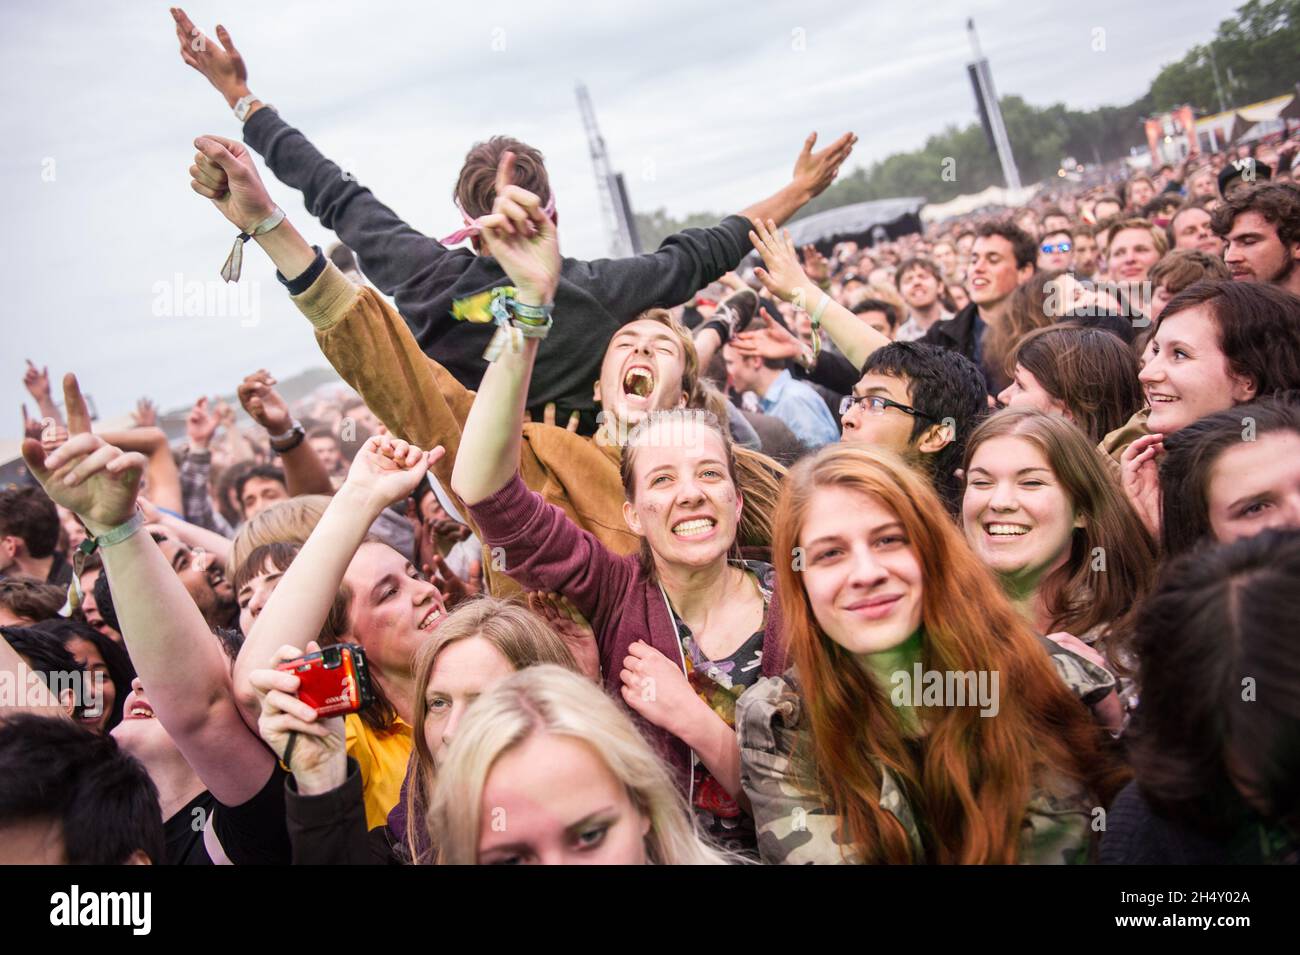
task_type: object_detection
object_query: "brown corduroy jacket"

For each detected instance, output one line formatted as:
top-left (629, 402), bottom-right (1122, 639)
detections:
top-left (290, 261), bottom-right (638, 593)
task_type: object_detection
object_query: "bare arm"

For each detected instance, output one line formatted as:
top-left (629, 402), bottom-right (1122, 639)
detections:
top-left (233, 438), bottom-right (439, 724)
top-left (22, 375), bottom-right (273, 805)
top-left (450, 152), bottom-right (559, 507)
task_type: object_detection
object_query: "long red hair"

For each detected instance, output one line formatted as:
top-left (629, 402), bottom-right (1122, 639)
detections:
top-left (773, 444), bottom-right (1125, 863)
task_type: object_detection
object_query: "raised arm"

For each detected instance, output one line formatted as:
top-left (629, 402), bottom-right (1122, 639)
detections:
top-left (173, 9), bottom-right (452, 312)
top-left (749, 219), bottom-right (888, 370)
top-left (22, 374), bottom-right (274, 806)
top-left (450, 152), bottom-right (559, 507)
top-left (22, 360), bottom-right (64, 429)
top-left (235, 370), bottom-right (334, 497)
top-left (189, 134), bottom-right (476, 505)
top-left (233, 435), bottom-right (439, 724)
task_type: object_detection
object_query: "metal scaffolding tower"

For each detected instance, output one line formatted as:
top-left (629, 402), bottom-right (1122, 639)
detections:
top-left (575, 82), bottom-right (641, 256)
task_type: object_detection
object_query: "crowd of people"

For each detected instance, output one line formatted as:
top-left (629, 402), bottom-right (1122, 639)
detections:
top-left (2, 7), bottom-right (1299, 866)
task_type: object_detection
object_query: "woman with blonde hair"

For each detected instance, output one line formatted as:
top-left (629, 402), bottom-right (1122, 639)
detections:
top-left (249, 593), bottom-right (590, 864)
top-left (738, 444), bottom-right (1126, 864)
top-left (430, 665), bottom-right (734, 865)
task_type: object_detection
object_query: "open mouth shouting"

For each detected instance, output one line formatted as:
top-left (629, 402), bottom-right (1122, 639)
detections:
top-left (622, 364), bottom-right (656, 404)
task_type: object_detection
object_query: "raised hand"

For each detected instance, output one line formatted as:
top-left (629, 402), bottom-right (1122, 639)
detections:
top-left (236, 369), bottom-right (292, 435)
top-left (186, 397), bottom-right (220, 449)
top-left (190, 135), bottom-right (276, 232)
top-left (528, 592), bottom-right (601, 682)
top-left (1120, 433), bottom-right (1164, 537)
top-left (344, 434), bottom-right (444, 511)
top-left (171, 8), bottom-right (250, 106)
top-left (22, 360), bottom-right (51, 402)
top-left (730, 307), bottom-right (804, 362)
top-left (131, 397), bottom-right (158, 429)
top-left (249, 642), bottom-right (347, 794)
top-left (791, 132), bottom-right (857, 199)
top-left (801, 245), bottom-right (831, 286)
top-left (751, 218), bottom-right (815, 307)
top-left (476, 151), bottom-right (560, 305)
top-left (21, 375), bottom-right (146, 536)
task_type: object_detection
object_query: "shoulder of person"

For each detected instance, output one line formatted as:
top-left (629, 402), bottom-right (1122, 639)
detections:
top-left (1020, 767), bottom-right (1098, 864)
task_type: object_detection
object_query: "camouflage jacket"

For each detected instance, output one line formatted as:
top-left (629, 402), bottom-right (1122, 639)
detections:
top-left (737, 669), bottom-right (1099, 865)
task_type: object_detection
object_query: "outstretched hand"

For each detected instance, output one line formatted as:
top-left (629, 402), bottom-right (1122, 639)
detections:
top-left (171, 8), bottom-right (250, 106)
top-left (476, 151), bottom-right (560, 305)
top-left (21, 375), bottom-right (145, 536)
top-left (344, 434), bottom-right (445, 511)
top-left (731, 307), bottom-right (803, 362)
top-left (791, 131), bottom-right (856, 198)
top-left (190, 134), bottom-right (275, 232)
top-left (750, 218), bottom-right (815, 307)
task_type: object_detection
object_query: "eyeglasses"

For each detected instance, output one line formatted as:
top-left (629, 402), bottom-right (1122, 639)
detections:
top-left (1040, 241), bottom-right (1072, 254)
top-left (839, 393), bottom-right (935, 420)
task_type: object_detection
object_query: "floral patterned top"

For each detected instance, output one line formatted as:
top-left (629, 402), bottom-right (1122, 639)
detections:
top-left (665, 560), bottom-right (773, 857)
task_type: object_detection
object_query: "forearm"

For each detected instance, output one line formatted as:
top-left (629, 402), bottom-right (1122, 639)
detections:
top-left (693, 327), bottom-right (724, 372)
top-left (279, 442), bottom-right (334, 497)
top-left (253, 215), bottom-right (317, 281)
top-left (99, 526), bottom-right (271, 803)
top-left (739, 182), bottom-right (814, 229)
top-left (32, 395), bottom-right (64, 428)
top-left (799, 282), bottom-right (888, 369)
top-left (235, 484), bottom-right (381, 710)
top-left (450, 339), bottom-right (538, 506)
top-left (158, 512), bottom-right (232, 564)
top-left (677, 701), bottom-right (748, 807)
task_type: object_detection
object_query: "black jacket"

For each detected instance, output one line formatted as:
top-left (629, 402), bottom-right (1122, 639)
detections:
top-left (242, 109), bottom-right (752, 425)
top-left (919, 302), bottom-right (994, 393)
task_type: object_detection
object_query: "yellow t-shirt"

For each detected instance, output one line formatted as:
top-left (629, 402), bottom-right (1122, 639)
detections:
top-left (345, 714), bottom-right (413, 831)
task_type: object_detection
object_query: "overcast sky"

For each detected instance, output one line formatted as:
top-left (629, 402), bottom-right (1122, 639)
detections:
top-left (1, 0), bottom-right (1241, 439)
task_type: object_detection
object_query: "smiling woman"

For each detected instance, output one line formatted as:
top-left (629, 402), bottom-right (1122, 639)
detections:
top-left (961, 410), bottom-right (1156, 684)
top-left (738, 443), bottom-right (1126, 864)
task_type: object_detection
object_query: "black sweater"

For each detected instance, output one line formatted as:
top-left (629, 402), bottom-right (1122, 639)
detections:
top-left (242, 109), bottom-right (753, 424)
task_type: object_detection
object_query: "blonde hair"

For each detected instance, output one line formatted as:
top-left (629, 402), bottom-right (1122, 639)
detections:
top-left (404, 597), bottom-right (580, 863)
top-left (429, 665), bottom-right (734, 865)
top-left (227, 494), bottom-right (330, 576)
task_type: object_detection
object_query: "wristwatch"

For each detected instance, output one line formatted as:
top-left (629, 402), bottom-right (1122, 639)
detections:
top-left (268, 421), bottom-right (306, 454)
top-left (233, 93), bottom-right (262, 122)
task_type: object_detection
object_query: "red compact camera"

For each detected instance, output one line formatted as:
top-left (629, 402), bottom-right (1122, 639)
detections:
top-left (276, 643), bottom-right (375, 718)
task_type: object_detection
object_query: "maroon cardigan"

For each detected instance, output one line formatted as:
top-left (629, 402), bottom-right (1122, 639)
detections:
top-left (468, 473), bottom-right (788, 797)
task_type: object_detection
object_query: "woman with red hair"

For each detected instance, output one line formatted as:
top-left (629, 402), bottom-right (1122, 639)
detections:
top-left (737, 444), bottom-right (1126, 864)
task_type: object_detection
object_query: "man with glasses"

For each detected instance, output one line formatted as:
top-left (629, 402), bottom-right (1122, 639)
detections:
top-left (1037, 230), bottom-right (1073, 271)
top-left (839, 342), bottom-right (990, 512)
